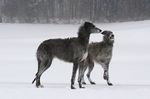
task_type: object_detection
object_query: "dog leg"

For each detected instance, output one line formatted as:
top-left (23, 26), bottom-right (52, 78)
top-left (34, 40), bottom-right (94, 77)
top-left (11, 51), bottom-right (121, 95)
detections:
top-left (102, 64), bottom-right (113, 86)
top-left (35, 58), bottom-right (52, 88)
top-left (35, 75), bottom-right (44, 88)
top-left (32, 58), bottom-right (41, 84)
top-left (71, 62), bottom-right (79, 89)
top-left (78, 61), bottom-right (86, 88)
top-left (81, 75), bottom-right (86, 85)
top-left (81, 62), bottom-right (88, 85)
top-left (86, 61), bottom-right (96, 85)
top-left (104, 70), bottom-right (113, 86)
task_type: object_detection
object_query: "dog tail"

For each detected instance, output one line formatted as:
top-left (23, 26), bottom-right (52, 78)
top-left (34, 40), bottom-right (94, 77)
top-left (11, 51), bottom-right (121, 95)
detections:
top-left (32, 77), bottom-right (36, 84)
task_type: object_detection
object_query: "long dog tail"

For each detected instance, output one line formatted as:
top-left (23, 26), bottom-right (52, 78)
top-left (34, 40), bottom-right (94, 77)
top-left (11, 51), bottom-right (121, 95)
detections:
top-left (32, 77), bottom-right (36, 84)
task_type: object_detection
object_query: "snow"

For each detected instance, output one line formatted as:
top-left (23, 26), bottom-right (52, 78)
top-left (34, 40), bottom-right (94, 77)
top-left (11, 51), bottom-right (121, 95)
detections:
top-left (0, 20), bottom-right (150, 99)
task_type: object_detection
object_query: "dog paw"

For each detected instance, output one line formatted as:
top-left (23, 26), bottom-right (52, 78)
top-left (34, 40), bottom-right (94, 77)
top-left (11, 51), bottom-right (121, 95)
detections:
top-left (90, 82), bottom-right (96, 85)
top-left (108, 83), bottom-right (113, 86)
top-left (71, 86), bottom-right (76, 89)
top-left (79, 84), bottom-right (85, 89)
top-left (82, 82), bottom-right (87, 85)
top-left (79, 86), bottom-right (85, 89)
top-left (37, 85), bottom-right (44, 88)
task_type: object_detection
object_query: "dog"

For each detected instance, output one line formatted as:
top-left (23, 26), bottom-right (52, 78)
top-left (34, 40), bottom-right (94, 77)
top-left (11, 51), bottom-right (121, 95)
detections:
top-left (32, 22), bottom-right (102, 89)
top-left (78, 30), bottom-right (114, 87)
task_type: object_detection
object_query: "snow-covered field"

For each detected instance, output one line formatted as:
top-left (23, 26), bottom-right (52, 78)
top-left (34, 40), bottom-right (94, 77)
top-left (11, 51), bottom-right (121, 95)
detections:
top-left (0, 20), bottom-right (150, 99)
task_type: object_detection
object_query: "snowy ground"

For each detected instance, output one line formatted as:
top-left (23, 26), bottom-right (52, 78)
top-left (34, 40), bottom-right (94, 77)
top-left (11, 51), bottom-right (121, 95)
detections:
top-left (0, 20), bottom-right (150, 99)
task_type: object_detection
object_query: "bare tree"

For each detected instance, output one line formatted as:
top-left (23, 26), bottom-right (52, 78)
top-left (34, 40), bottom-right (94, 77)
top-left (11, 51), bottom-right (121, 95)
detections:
top-left (0, 0), bottom-right (150, 23)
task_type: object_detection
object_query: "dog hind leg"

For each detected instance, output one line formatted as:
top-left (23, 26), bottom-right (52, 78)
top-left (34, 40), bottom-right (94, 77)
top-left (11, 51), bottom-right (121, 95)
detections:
top-left (34, 57), bottom-right (52, 88)
top-left (86, 61), bottom-right (96, 84)
top-left (32, 58), bottom-right (41, 84)
top-left (80, 61), bottom-right (89, 85)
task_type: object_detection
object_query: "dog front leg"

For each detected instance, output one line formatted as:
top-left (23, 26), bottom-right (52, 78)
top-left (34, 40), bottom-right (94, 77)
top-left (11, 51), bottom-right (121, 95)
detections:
top-left (103, 65), bottom-right (113, 86)
top-left (78, 61), bottom-right (85, 88)
top-left (71, 62), bottom-right (79, 89)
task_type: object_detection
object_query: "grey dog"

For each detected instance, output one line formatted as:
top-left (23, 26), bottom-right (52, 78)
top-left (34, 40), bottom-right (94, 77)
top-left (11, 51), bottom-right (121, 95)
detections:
top-left (32, 22), bottom-right (102, 89)
top-left (78, 30), bottom-right (114, 87)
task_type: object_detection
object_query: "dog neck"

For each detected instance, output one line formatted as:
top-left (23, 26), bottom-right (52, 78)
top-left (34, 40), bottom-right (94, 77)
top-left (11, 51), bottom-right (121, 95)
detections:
top-left (103, 40), bottom-right (114, 46)
top-left (78, 31), bottom-right (90, 47)
top-left (78, 26), bottom-right (90, 48)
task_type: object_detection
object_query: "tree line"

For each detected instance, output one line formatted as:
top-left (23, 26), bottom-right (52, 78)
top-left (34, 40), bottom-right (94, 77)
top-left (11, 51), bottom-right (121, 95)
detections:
top-left (0, 0), bottom-right (150, 23)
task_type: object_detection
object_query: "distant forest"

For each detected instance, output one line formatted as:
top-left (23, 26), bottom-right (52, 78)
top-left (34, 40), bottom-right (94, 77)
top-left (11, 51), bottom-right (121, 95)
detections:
top-left (0, 0), bottom-right (150, 23)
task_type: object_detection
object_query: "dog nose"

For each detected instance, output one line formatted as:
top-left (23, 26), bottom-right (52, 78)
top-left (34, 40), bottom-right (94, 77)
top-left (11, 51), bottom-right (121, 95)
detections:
top-left (98, 28), bottom-right (102, 32)
top-left (112, 34), bottom-right (114, 37)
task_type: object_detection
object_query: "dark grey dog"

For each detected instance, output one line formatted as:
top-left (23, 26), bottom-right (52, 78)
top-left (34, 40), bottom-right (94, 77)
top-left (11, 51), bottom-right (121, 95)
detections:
top-left (32, 22), bottom-right (102, 89)
top-left (78, 30), bottom-right (114, 87)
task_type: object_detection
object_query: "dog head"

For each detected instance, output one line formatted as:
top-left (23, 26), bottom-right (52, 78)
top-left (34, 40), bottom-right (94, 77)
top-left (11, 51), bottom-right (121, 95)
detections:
top-left (101, 30), bottom-right (114, 43)
top-left (83, 22), bottom-right (102, 33)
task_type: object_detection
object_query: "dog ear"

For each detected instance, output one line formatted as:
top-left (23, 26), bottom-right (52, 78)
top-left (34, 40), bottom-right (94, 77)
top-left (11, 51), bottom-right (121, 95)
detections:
top-left (101, 31), bottom-right (108, 35)
top-left (84, 21), bottom-right (91, 25)
top-left (101, 31), bottom-right (113, 35)
top-left (84, 22), bottom-right (92, 28)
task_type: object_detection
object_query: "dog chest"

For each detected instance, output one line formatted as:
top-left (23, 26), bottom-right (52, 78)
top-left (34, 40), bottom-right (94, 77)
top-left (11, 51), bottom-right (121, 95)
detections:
top-left (95, 51), bottom-right (112, 62)
top-left (81, 51), bottom-right (88, 61)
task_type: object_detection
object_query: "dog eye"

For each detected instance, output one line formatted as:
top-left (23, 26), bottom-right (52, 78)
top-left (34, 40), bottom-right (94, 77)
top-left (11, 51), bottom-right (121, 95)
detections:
top-left (92, 26), bottom-right (95, 28)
